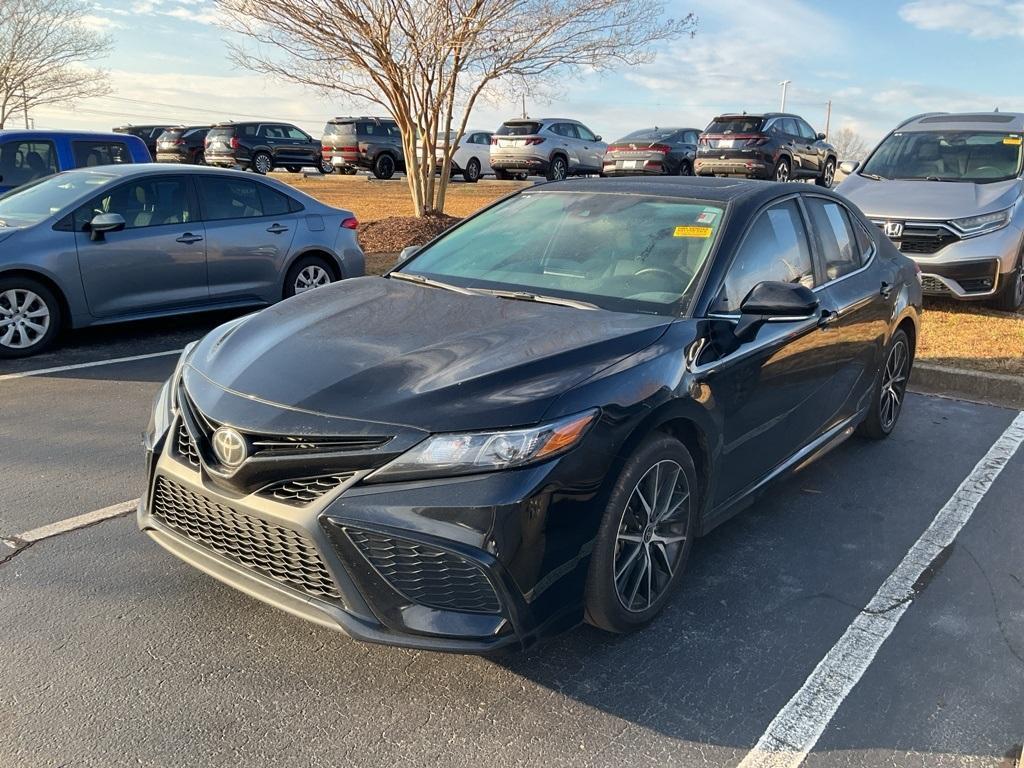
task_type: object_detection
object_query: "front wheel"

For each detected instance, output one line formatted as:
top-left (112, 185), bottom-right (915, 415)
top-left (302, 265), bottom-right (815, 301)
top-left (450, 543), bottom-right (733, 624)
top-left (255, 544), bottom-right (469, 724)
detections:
top-left (0, 277), bottom-right (62, 358)
top-left (774, 157), bottom-right (791, 182)
top-left (989, 257), bottom-right (1024, 311)
top-left (816, 158), bottom-right (836, 187)
top-left (462, 157), bottom-right (482, 183)
top-left (857, 328), bottom-right (913, 440)
top-left (251, 152), bottom-right (272, 175)
top-left (584, 433), bottom-right (698, 634)
top-left (283, 256), bottom-right (335, 299)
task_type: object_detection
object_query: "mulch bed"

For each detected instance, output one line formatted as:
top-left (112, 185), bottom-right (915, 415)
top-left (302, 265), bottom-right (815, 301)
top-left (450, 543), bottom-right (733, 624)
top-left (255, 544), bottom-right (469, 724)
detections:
top-left (358, 213), bottom-right (460, 255)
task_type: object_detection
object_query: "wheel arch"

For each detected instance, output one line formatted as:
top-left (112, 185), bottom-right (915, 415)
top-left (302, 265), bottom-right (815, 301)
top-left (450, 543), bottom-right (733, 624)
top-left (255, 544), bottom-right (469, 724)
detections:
top-left (0, 268), bottom-right (73, 329)
top-left (279, 248), bottom-right (344, 297)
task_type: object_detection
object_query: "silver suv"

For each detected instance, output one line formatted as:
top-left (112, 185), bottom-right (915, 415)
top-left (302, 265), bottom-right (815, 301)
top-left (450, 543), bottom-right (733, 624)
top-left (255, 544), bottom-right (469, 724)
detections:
top-left (490, 118), bottom-right (607, 181)
top-left (836, 112), bottom-right (1024, 310)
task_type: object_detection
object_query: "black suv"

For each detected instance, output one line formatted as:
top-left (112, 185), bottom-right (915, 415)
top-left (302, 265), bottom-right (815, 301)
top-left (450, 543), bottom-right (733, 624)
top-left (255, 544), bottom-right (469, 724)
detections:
top-left (204, 121), bottom-right (333, 175)
top-left (320, 116), bottom-right (405, 179)
top-left (155, 126), bottom-right (210, 164)
top-left (112, 125), bottom-right (171, 160)
top-left (695, 113), bottom-right (838, 186)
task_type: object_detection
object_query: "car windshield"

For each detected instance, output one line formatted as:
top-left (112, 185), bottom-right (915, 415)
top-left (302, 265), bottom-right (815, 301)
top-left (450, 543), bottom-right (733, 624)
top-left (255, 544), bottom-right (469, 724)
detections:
top-left (0, 172), bottom-right (114, 227)
top-left (399, 191), bottom-right (724, 316)
top-left (862, 130), bottom-right (1024, 183)
top-left (619, 129), bottom-right (678, 142)
top-left (706, 117), bottom-right (765, 134)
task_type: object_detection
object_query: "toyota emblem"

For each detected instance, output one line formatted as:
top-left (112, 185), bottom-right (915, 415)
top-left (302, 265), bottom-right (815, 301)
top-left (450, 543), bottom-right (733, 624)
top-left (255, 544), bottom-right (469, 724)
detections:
top-left (212, 426), bottom-right (247, 468)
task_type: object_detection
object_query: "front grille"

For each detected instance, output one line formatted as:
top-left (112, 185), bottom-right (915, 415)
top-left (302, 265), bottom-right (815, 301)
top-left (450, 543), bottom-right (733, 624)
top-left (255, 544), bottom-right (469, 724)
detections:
top-left (346, 528), bottom-right (501, 614)
top-left (874, 221), bottom-right (960, 255)
top-left (920, 275), bottom-right (949, 294)
top-left (257, 473), bottom-right (356, 505)
top-left (152, 476), bottom-right (340, 600)
top-left (175, 422), bottom-right (200, 469)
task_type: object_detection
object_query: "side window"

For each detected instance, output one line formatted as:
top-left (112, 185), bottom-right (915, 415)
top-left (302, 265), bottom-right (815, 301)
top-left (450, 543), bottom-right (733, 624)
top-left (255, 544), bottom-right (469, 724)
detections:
top-left (285, 126), bottom-right (309, 141)
top-left (715, 200), bottom-right (815, 313)
top-left (797, 120), bottom-right (817, 140)
top-left (387, 123), bottom-right (402, 139)
top-left (72, 141), bottom-right (131, 168)
top-left (0, 140), bottom-right (58, 186)
top-left (780, 118), bottom-right (799, 136)
top-left (576, 124), bottom-right (597, 142)
top-left (684, 131), bottom-right (699, 144)
top-left (240, 124), bottom-right (258, 138)
top-left (77, 177), bottom-right (191, 230)
top-left (197, 177), bottom-right (265, 220)
top-left (257, 183), bottom-right (291, 216)
top-left (805, 198), bottom-right (863, 281)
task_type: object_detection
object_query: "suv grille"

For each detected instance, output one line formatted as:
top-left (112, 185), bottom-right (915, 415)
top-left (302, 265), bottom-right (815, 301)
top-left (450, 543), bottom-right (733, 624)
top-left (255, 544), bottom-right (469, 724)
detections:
top-left (920, 275), bottom-right (948, 294)
top-left (175, 422), bottom-right (200, 469)
top-left (874, 221), bottom-right (960, 255)
top-left (346, 528), bottom-right (501, 614)
top-left (257, 473), bottom-right (356, 505)
top-left (152, 476), bottom-right (340, 600)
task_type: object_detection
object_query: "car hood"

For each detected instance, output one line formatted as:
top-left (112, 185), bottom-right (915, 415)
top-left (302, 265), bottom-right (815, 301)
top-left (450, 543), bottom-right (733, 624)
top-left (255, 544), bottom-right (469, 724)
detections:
top-left (836, 174), bottom-right (1021, 220)
top-left (0, 227), bottom-right (19, 245)
top-left (188, 276), bottom-right (672, 432)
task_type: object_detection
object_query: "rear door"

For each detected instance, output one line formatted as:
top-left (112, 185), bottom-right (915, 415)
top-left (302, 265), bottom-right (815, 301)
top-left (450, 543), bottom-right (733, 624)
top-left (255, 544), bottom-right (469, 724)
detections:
top-left (0, 138), bottom-right (58, 192)
top-left (71, 140), bottom-right (133, 169)
top-left (196, 175), bottom-right (298, 302)
top-left (73, 174), bottom-right (208, 317)
top-left (258, 124), bottom-right (288, 165)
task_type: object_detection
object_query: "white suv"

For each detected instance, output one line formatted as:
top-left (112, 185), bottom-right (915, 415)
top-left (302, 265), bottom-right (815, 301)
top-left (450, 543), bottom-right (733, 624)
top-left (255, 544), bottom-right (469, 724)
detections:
top-left (490, 118), bottom-right (607, 181)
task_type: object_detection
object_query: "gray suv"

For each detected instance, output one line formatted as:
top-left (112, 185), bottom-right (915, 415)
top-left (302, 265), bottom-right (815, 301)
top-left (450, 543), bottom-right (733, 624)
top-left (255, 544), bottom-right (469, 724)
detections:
top-left (321, 117), bottom-right (405, 179)
top-left (836, 112), bottom-right (1024, 310)
top-left (490, 118), bottom-right (607, 180)
top-left (0, 164), bottom-right (364, 357)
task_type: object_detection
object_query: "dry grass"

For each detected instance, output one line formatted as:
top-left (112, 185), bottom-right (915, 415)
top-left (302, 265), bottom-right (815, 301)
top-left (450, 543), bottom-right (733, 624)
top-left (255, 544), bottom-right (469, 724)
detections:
top-left (281, 172), bottom-right (1023, 376)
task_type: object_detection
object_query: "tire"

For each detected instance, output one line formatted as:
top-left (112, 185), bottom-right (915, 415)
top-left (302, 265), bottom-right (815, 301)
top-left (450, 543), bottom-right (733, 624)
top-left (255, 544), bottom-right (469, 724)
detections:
top-left (677, 160), bottom-right (693, 176)
top-left (286, 165), bottom-right (302, 173)
top-left (251, 152), bottom-right (272, 175)
top-left (773, 157), bottom-right (791, 182)
top-left (317, 157), bottom-right (334, 175)
top-left (988, 256), bottom-right (1024, 311)
top-left (816, 157), bottom-right (836, 187)
top-left (494, 169), bottom-right (511, 181)
top-left (0, 277), bottom-right (62, 358)
top-left (584, 433), bottom-right (699, 634)
top-left (545, 155), bottom-right (568, 181)
top-left (462, 157), bottom-right (482, 183)
top-left (857, 328), bottom-right (913, 440)
top-left (372, 153), bottom-right (396, 180)
top-left (190, 149), bottom-right (205, 165)
top-left (283, 256), bottom-right (335, 299)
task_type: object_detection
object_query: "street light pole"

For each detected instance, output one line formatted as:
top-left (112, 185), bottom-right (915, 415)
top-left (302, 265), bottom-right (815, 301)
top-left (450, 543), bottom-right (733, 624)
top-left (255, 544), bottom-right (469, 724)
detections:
top-left (779, 80), bottom-right (791, 112)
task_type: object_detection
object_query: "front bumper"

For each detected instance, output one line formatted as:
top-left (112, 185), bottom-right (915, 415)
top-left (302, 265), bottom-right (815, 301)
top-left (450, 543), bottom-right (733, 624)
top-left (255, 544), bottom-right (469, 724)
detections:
top-left (138, 416), bottom-right (600, 653)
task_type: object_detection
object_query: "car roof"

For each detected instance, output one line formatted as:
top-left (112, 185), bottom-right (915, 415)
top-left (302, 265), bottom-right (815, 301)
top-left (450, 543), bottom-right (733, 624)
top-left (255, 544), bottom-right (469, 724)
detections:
top-left (897, 111), bottom-right (1024, 133)
top-left (54, 163), bottom-right (264, 180)
top-left (712, 113), bottom-right (801, 120)
top-left (329, 116), bottom-right (395, 122)
top-left (531, 175), bottom-right (813, 205)
top-left (0, 129), bottom-right (144, 141)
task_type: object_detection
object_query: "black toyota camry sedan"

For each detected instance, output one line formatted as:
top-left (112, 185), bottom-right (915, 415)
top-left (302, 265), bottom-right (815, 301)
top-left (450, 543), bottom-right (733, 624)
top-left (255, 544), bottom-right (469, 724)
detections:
top-left (139, 177), bottom-right (922, 652)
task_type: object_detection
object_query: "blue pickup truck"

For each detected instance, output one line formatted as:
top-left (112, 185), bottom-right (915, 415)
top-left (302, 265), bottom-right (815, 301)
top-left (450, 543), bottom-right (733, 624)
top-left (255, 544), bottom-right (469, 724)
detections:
top-left (0, 130), bottom-right (151, 194)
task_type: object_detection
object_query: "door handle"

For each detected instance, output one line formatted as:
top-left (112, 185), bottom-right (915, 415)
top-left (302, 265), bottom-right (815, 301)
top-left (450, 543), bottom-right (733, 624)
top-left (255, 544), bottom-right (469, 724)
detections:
top-left (175, 233), bottom-right (203, 244)
top-left (818, 309), bottom-right (840, 328)
top-left (266, 224), bottom-right (289, 234)
top-left (880, 281), bottom-right (893, 299)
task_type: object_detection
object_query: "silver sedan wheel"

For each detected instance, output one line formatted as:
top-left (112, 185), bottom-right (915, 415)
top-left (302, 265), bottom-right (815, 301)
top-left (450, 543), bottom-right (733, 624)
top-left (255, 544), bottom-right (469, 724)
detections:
top-left (0, 288), bottom-right (51, 350)
top-left (613, 459), bottom-right (690, 613)
top-left (880, 338), bottom-right (909, 430)
top-left (294, 265), bottom-right (331, 294)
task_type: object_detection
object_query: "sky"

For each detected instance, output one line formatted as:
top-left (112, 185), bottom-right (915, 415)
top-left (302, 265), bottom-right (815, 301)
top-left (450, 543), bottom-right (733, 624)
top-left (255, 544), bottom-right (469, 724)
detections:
top-left (30, 0), bottom-right (1024, 150)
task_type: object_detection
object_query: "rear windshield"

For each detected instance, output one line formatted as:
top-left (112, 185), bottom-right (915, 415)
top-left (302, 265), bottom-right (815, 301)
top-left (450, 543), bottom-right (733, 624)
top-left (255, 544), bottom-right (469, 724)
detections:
top-left (324, 122), bottom-right (357, 136)
top-left (618, 129), bottom-right (679, 142)
top-left (497, 122), bottom-right (543, 136)
top-left (158, 129), bottom-right (185, 139)
top-left (861, 130), bottom-right (1024, 183)
top-left (207, 127), bottom-right (235, 138)
top-left (706, 117), bottom-right (765, 134)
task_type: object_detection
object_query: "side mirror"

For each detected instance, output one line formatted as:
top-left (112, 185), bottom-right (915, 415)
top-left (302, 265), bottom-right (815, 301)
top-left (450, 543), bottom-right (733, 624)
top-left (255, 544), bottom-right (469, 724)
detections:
top-left (839, 160), bottom-right (860, 175)
top-left (734, 281), bottom-right (820, 342)
top-left (397, 245), bottom-right (419, 264)
top-left (816, 132), bottom-right (827, 141)
top-left (88, 212), bottom-right (126, 241)
top-left (595, 135), bottom-right (602, 141)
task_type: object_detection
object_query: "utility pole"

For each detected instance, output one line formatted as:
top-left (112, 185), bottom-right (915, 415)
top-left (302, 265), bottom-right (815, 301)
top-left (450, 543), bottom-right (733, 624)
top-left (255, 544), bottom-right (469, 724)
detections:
top-left (521, 94), bottom-right (526, 119)
top-left (779, 80), bottom-right (791, 112)
top-left (824, 100), bottom-right (832, 139)
top-left (22, 84), bottom-right (29, 129)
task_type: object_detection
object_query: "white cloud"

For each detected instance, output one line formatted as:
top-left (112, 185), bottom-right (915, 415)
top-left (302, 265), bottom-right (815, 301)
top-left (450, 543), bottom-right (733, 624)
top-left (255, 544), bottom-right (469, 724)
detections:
top-left (80, 13), bottom-right (125, 30)
top-left (899, 0), bottom-right (1024, 38)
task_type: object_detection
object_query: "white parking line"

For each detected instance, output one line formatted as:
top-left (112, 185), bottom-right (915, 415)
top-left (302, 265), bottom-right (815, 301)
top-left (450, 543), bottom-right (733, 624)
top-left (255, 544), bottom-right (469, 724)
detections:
top-left (2, 499), bottom-right (139, 550)
top-left (0, 349), bottom-right (184, 383)
top-left (737, 411), bottom-right (1024, 768)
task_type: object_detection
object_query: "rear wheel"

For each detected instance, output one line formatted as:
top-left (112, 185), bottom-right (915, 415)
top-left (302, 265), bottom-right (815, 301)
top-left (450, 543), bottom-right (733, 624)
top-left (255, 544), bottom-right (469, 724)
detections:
top-left (585, 433), bottom-right (698, 634)
top-left (989, 257), bottom-right (1024, 311)
top-left (251, 152), bottom-right (272, 175)
top-left (372, 154), bottom-right (396, 180)
top-left (0, 277), bottom-right (62, 358)
top-left (463, 157), bottom-right (482, 183)
top-left (816, 157), bottom-right (836, 187)
top-left (677, 160), bottom-right (693, 176)
top-left (857, 328), bottom-right (913, 439)
top-left (317, 157), bottom-right (334, 174)
top-left (545, 155), bottom-right (568, 181)
top-left (774, 157), bottom-right (791, 182)
top-left (284, 256), bottom-right (335, 299)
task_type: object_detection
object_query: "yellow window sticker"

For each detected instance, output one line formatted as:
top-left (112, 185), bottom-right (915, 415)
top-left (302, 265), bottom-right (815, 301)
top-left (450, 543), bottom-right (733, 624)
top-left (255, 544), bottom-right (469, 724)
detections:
top-left (1004, 135), bottom-right (1022, 145)
top-left (674, 225), bottom-right (713, 238)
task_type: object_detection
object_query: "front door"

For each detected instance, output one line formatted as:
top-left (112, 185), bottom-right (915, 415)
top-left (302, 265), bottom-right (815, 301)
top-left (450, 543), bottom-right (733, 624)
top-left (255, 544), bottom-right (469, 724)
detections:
top-left (73, 175), bottom-right (208, 318)
top-left (195, 174), bottom-right (298, 303)
top-left (700, 198), bottom-right (840, 506)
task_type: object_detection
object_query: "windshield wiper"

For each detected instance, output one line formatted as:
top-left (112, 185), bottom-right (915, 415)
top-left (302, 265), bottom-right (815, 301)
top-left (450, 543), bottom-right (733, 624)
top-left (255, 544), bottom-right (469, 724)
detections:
top-left (860, 172), bottom-right (886, 181)
top-left (474, 288), bottom-right (598, 310)
top-left (389, 271), bottom-right (477, 295)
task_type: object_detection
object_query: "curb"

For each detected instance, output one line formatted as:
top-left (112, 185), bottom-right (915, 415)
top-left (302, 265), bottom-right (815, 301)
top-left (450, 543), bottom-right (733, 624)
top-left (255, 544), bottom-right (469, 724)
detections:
top-left (910, 362), bottom-right (1024, 410)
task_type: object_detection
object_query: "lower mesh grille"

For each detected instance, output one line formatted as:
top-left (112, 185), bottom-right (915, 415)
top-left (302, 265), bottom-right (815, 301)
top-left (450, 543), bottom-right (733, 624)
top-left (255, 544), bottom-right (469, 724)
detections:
top-left (176, 422), bottom-right (200, 469)
top-left (258, 474), bottom-right (356, 505)
top-left (346, 528), bottom-right (500, 614)
top-left (920, 275), bottom-right (949, 294)
top-left (152, 476), bottom-right (340, 600)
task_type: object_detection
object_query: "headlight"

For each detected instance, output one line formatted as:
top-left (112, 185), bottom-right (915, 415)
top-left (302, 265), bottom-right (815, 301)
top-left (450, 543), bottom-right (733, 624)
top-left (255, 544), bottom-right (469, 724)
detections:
top-left (144, 341), bottom-right (197, 448)
top-left (950, 207), bottom-right (1012, 236)
top-left (369, 409), bottom-right (598, 482)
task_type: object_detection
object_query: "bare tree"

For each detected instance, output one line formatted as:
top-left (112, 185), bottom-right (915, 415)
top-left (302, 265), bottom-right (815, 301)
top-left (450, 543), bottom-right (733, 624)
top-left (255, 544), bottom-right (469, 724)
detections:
top-left (830, 127), bottom-right (868, 163)
top-left (0, 0), bottom-right (113, 128)
top-left (217, 0), bottom-right (696, 217)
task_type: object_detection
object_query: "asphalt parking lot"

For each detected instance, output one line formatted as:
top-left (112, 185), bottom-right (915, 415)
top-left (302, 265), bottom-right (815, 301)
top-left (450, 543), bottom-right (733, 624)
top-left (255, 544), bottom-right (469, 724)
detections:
top-left (1, 316), bottom-right (1022, 768)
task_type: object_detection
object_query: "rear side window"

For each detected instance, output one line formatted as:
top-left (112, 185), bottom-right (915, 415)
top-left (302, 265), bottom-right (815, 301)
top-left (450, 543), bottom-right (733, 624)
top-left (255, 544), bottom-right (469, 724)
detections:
top-left (259, 125), bottom-right (287, 139)
top-left (72, 141), bottom-right (131, 168)
top-left (497, 122), bottom-right (542, 136)
top-left (706, 117), bottom-right (765, 134)
top-left (715, 200), bottom-right (815, 313)
top-left (197, 177), bottom-right (282, 220)
top-left (0, 140), bottom-right (58, 186)
top-left (805, 198), bottom-right (863, 281)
